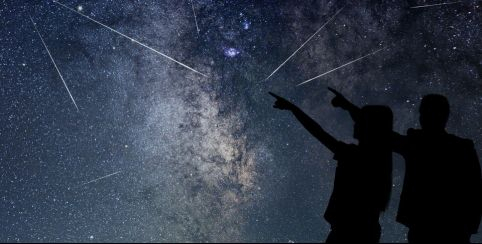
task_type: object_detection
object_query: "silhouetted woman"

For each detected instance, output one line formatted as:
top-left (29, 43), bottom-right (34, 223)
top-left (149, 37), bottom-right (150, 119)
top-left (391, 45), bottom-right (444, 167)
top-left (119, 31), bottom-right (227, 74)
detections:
top-left (269, 92), bottom-right (393, 243)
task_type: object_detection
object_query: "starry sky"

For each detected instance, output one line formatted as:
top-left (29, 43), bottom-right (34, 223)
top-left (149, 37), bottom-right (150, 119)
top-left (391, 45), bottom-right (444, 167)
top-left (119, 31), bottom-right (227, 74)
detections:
top-left (1, 0), bottom-right (481, 242)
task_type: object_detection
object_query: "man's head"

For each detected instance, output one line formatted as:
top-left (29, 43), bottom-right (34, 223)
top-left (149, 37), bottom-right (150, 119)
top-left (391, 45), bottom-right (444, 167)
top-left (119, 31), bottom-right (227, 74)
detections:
top-left (419, 94), bottom-right (450, 132)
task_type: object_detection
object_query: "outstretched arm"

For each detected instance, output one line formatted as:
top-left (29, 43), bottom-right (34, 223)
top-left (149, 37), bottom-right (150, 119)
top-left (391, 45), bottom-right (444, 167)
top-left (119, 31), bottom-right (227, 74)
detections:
top-left (391, 130), bottom-right (408, 155)
top-left (269, 92), bottom-right (340, 153)
top-left (328, 87), bottom-right (361, 122)
top-left (328, 87), bottom-right (409, 154)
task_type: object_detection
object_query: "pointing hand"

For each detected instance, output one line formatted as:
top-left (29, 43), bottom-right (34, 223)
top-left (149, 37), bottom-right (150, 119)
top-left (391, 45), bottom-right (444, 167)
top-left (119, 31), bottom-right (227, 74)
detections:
top-left (269, 92), bottom-right (294, 110)
top-left (328, 87), bottom-right (349, 108)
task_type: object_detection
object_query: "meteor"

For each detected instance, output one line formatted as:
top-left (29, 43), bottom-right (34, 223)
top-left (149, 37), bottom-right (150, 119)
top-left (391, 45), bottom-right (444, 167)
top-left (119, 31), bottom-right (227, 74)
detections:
top-left (53, 0), bottom-right (207, 77)
top-left (410, 1), bottom-right (463, 9)
top-left (29, 16), bottom-right (80, 112)
top-left (263, 6), bottom-right (345, 82)
top-left (80, 171), bottom-right (122, 186)
top-left (296, 46), bottom-right (386, 87)
top-left (189, 0), bottom-right (200, 35)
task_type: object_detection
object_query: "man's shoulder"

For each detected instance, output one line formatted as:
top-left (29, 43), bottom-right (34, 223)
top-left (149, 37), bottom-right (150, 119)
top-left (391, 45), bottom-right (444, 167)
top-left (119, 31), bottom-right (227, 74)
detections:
top-left (405, 128), bottom-right (422, 138)
top-left (337, 143), bottom-right (359, 152)
top-left (406, 128), bottom-right (420, 135)
top-left (405, 129), bottom-right (474, 145)
top-left (446, 133), bottom-right (475, 148)
top-left (404, 130), bottom-right (476, 153)
top-left (333, 143), bottom-right (359, 161)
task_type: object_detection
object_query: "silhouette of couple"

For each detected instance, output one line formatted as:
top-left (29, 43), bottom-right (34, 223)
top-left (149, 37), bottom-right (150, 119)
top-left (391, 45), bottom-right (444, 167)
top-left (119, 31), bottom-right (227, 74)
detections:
top-left (270, 88), bottom-right (482, 243)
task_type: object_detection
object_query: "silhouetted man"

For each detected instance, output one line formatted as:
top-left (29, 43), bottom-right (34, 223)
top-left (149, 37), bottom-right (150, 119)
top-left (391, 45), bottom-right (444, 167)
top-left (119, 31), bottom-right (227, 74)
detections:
top-left (330, 88), bottom-right (482, 243)
top-left (269, 92), bottom-right (393, 243)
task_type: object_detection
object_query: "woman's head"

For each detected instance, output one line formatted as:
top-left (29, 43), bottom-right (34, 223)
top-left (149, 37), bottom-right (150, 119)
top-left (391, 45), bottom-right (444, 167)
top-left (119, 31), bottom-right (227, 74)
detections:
top-left (354, 105), bottom-right (393, 147)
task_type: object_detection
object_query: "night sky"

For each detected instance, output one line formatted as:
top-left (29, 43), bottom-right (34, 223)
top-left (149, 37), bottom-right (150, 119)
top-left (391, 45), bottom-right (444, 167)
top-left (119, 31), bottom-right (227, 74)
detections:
top-left (1, 0), bottom-right (481, 242)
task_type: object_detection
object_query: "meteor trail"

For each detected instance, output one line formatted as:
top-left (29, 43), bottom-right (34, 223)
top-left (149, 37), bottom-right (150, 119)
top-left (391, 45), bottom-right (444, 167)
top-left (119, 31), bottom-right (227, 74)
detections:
top-left (80, 171), bottom-right (122, 186)
top-left (29, 16), bottom-right (79, 112)
top-left (296, 46), bottom-right (386, 87)
top-left (263, 6), bottom-right (345, 82)
top-left (189, 0), bottom-right (200, 35)
top-left (53, 1), bottom-right (207, 77)
top-left (410, 1), bottom-right (463, 8)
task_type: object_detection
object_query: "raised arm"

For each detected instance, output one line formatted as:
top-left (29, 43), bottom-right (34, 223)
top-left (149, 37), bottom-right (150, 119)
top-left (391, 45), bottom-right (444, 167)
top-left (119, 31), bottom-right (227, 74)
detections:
top-left (328, 87), bottom-right (361, 122)
top-left (269, 92), bottom-right (340, 153)
top-left (328, 87), bottom-right (410, 154)
top-left (391, 130), bottom-right (408, 155)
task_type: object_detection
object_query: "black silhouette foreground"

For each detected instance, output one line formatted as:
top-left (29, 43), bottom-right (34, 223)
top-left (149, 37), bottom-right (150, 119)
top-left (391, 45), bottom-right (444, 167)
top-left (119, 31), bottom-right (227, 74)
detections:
top-left (329, 88), bottom-right (482, 243)
top-left (270, 92), bottom-right (393, 243)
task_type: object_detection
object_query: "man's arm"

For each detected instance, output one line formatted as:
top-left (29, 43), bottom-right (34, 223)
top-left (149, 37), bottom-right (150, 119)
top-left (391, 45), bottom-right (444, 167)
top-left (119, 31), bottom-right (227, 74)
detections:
top-left (328, 87), bottom-right (409, 154)
top-left (328, 87), bottom-right (361, 122)
top-left (269, 92), bottom-right (340, 153)
top-left (391, 130), bottom-right (408, 155)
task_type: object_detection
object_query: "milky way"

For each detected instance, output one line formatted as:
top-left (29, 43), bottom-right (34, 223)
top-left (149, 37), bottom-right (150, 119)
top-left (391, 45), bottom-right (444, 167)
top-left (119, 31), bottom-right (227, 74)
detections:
top-left (1, 0), bottom-right (481, 242)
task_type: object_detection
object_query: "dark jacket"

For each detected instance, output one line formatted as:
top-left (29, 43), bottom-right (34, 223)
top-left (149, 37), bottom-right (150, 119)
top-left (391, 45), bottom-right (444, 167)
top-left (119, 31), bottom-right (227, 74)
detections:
top-left (394, 129), bottom-right (482, 234)
top-left (325, 143), bottom-right (392, 227)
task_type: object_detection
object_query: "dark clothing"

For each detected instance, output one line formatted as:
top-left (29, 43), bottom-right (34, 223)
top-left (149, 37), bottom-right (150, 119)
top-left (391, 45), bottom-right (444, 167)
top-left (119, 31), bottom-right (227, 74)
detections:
top-left (408, 227), bottom-right (471, 243)
top-left (328, 91), bottom-right (482, 242)
top-left (393, 129), bottom-right (482, 238)
top-left (326, 221), bottom-right (381, 243)
top-left (324, 143), bottom-right (392, 243)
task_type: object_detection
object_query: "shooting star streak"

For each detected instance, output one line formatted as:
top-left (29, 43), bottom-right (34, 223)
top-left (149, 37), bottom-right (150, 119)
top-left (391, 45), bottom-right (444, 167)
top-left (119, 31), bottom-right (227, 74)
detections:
top-left (53, 0), bottom-right (207, 77)
top-left (296, 46), bottom-right (386, 87)
top-left (263, 6), bottom-right (345, 82)
top-left (410, 1), bottom-right (463, 8)
top-left (29, 16), bottom-right (79, 112)
top-left (189, 0), bottom-right (200, 34)
top-left (80, 171), bottom-right (122, 186)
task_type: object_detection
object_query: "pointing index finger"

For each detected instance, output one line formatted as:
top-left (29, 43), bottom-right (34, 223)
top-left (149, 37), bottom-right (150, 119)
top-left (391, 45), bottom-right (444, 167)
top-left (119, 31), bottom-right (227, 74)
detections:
top-left (268, 92), bottom-right (282, 99)
top-left (327, 87), bottom-right (341, 96)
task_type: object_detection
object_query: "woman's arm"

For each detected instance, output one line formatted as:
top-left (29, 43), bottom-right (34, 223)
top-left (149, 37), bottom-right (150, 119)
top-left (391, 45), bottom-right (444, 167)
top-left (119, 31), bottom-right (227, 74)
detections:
top-left (269, 92), bottom-right (340, 153)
